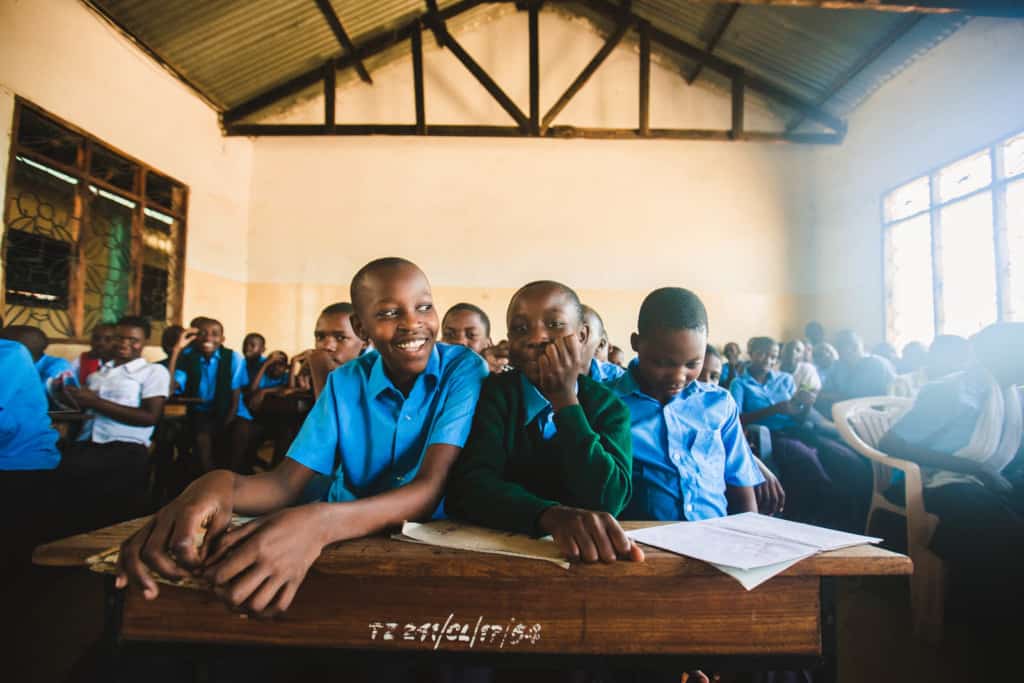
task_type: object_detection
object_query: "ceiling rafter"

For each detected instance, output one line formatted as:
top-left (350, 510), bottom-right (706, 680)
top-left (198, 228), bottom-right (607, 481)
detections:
top-left (687, 4), bottom-right (740, 85)
top-left (313, 0), bottom-right (372, 85)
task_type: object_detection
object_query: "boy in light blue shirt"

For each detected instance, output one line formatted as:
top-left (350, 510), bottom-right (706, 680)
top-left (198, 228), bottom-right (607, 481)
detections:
top-left (116, 257), bottom-right (488, 618)
top-left (582, 304), bottom-right (626, 383)
top-left (610, 288), bottom-right (762, 522)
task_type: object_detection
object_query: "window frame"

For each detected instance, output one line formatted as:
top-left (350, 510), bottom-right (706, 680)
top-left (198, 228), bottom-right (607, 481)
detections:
top-left (881, 126), bottom-right (1022, 346)
top-left (2, 97), bottom-right (189, 343)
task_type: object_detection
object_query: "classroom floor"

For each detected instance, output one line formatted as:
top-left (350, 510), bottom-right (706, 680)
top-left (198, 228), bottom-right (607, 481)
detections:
top-left (3, 563), bottom-right (1010, 682)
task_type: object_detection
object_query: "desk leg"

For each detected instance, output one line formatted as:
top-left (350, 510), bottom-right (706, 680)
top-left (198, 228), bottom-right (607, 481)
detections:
top-left (102, 576), bottom-right (125, 681)
top-left (820, 577), bottom-right (837, 683)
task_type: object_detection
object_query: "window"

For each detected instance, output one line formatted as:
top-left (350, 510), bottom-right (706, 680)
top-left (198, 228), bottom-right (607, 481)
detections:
top-left (883, 129), bottom-right (1022, 350)
top-left (2, 100), bottom-right (187, 343)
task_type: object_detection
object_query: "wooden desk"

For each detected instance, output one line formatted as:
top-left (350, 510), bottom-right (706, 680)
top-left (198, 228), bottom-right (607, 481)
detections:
top-left (35, 518), bottom-right (911, 677)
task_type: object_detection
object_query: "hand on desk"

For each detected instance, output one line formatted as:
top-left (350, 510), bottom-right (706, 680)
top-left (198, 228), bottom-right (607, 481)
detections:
top-left (538, 505), bottom-right (645, 563)
top-left (202, 505), bottom-right (323, 617)
top-left (115, 470), bottom-right (236, 599)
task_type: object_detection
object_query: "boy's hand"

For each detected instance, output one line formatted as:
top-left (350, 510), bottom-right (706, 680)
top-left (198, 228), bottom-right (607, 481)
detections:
top-left (481, 340), bottom-right (510, 374)
top-left (175, 327), bottom-right (198, 351)
top-left (755, 467), bottom-right (786, 516)
top-left (202, 505), bottom-right (324, 617)
top-left (537, 335), bottom-right (585, 411)
top-left (263, 350), bottom-right (288, 368)
top-left (115, 470), bottom-right (236, 600)
top-left (538, 505), bottom-right (644, 563)
top-left (63, 385), bottom-right (99, 409)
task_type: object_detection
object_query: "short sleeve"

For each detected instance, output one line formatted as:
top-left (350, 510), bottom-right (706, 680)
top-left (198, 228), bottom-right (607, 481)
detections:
top-left (779, 373), bottom-right (796, 400)
top-left (887, 378), bottom-right (978, 453)
top-left (173, 370), bottom-right (187, 394)
top-left (230, 352), bottom-right (249, 391)
top-left (729, 378), bottom-right (747, 413)
top-left (425, 351), bottom-right (488, 448)
top-left (285, 371), bottom-right (342, 476)
top-left (142, 364), bottom-right (171, 399)
top-left (720, 394), bottom-right (765, 487)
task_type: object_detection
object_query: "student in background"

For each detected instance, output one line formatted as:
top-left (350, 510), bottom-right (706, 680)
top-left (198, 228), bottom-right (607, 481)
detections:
top-left (817, 330), bottom-right (896, 415)
top-left (698, 344), bottom-right (723, 385)
top-left (899, 341), bottom-right (929, 375)
top-left (780, 339), bottom-right (822, 394)
top-left (926, 334), bottom-right (971, 381)
top-left (60, 316), bottom-right (169, 531)
top-left (0, 325), bottom-right (75, 387)
top-left (116, 258), bottom-right (488, 618)
top-left (582, 304), bottom-right (625, 383)
top-left (873, 342), bottom-right (901, 369)
top-left (0, 334), bottom-right (62, 574)
top-left (608, 344), bottom-right (626, 368)
top-left (720, 341), bottom-right (744, 389)
top-left (290, 302), bottom-right (367, 398)
top-left (442, 302), bottom-right (509, 374)
top-left (446, 281), bottom-right (641, 563)
top-left (242, 332), bottom-right (267, 384)
top-left (70, 322), bottom-right (115, 386)
top-left (805, 320), bottom-right (826, 350)
top-left (880, 322), bottom-right (1024, 620)
top-left (157, 325), bottom-right (184, 369)
top-left (813, 342), bottom-right (838, 384)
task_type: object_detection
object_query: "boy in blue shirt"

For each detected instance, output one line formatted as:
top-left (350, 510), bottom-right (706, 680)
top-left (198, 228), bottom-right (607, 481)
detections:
top-left (582, 304), bottom-right (626, 383)
top-left (116, 257), bottom-right (488, 617)
top-left (0, 325), bottom-right (75, 387)
top-left (610, 288), bottom-right (763, 522)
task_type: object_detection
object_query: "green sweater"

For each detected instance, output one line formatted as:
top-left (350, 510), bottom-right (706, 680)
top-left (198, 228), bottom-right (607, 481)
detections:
top-left (445, 370), bottom-right (633, 535)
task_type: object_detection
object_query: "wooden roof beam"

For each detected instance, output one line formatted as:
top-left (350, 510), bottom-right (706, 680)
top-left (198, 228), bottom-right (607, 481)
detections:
top-left (314, 0), bottom-right (372, 85)
top-left (687, 4), bottom-right (740, 85)
top-left (680, 1), bottom-right (1013, 15)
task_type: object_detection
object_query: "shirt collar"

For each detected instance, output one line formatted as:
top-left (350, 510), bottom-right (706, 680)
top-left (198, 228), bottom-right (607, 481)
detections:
top-left (367, 344), bottom-right (441, 399)
top-left (614, 365), bottom-right (705, 403)
top-left (520, 373), bottom-right (552, 426)
top-left (107, 358), bottom-right (148, 373)
top-left (743, 367), bottom-right (778, 384)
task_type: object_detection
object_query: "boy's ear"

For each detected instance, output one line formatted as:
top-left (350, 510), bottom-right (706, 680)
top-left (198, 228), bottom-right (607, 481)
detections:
top-left (350, 314), bottom-right (369, 341)
top-left (630, 332), bottom-right (640, 353)
top-left (578, 323), bottom-right (591, 346)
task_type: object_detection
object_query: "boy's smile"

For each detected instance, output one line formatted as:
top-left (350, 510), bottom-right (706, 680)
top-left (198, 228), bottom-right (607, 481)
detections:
top-left (113, 325), bottom-right (145, 364)
top-left (631, 327), bottom-right (706, 404)
top-left (197, 322), bottom-right (224, 358)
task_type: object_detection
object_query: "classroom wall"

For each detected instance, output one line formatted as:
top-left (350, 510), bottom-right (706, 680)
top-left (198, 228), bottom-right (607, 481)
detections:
top-left (0, 0), bottom-right (254, 358)
top-left (799, 18), bottom-right (1024, 346)
top-left (245, 8), bottom-right (809, 356)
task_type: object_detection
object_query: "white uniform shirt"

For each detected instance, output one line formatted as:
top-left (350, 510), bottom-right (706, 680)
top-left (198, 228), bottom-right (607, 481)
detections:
top-left (78, 358), bottom-right (170, 446)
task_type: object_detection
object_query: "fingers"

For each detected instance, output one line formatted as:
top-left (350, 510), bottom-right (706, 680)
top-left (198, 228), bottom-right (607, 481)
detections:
top-left (552, 530), bottom-right (580, 562)
top-left (213, 563), bottom-right (267, 610)
top-left (117, 522), bottom-right (160, 599)
top-left (571, 518), bottom-right (599, 563)
top-left (204, 532), bottom-right (260, 587)
top-left (602, 515), bottom-right (633, 557)
top-left (205, 518), bottom-right (262, 566)
top-left (775, 479), bottom-right (786, 514)
top-left (582, 514), bottom-right (616, 562)
top-left (245, 575), bottom-right (286, 617)
top-left (628, 542), bottom-right (645, 562)
top-left (267, 580), bottom-right (300, 617)
top-left (140, 515), bottom-right (191, 582)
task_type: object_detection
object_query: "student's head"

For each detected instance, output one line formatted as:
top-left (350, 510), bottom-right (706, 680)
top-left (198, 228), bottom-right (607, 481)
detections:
top-left (723, 342), bottom-right (742, 365)
top-left (581, 305), bottom-right (610, 364)
top-left (0, 324), bottom-right (47, 361)
top-left (699, 345), bottom-right (723, 386)
top-left (113, 316), bottom-right (150, 363)
top-left (608, 344), bottom-right (626, 368)
top-left (441, 303), bottom-right (492, 354)
top-left (900, 341), bottom-right (928, 373)
top-left (813, 342), bottom-right (838, 370)
top-left (926, 334), bottom-right (970, 380)
top-left (195, 318), bottom-right (225, 358)
top-left (972, 323), bottom-right (1024, 387)
top-left (506, 280), bottom-right (586, 386)
top-left (780, 339), bottom-right (805, 373)
top-left (805, 321), bottom-right (825, 347)
top-left (834, 329), bottom-right (864, 363)
top-left (872, 342), bottom-right (900, 367)
top-left (242, 332), bottom-right (266, 359)
top-left (266, 351), bottom-right (289, 379)
top-left (89, 322), bottom-right (116, 360)
top-left (160, 325), bottom-right (183, 356)
top-left (350, 258), bottom-right (438, 391)
top-left (747, 337), bottom-right (780, 375)
top-left (315, 302), bottom-right (366, 366)
top-left (630, 287), bottom-right (708, 404)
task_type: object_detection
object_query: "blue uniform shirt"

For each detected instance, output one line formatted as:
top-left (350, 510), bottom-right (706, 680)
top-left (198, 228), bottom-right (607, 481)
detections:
top-left (192, 349), bottom-right (251, 419)
top-left (729, 369), bottom-right (797, 432)
top-left (589, 358), bottom-right (626, 383)
top-left (611, 369), bottom-right (763, 521)
top-left (1, 340), bottom-right (61, 470)
top-left (35, 353), bottom-right (74, 385)
top-left (286, 343), bottom-right (488, 505)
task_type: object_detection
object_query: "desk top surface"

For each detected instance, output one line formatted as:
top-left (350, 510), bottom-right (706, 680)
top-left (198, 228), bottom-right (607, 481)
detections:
top-left (34, 516), bottom-right (912, 579)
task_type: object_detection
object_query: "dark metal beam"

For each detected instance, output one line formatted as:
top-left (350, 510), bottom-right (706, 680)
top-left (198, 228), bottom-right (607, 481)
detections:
top-left (222, 0), bottom-right (482, 125)
top-left (529, 2), bottom-right (540, 134)
top-left (661, 0), bottom-right (1015, 15)
top-left (424, 0), bottom-right (530, 130)
top-left (540, 17), bottom-right (630, 134)
top-left (314, 0), bottom-right (372, 84)
top-left (224, 122), bottom-right (844, 143)
top-left (583, 0), bottom-right (847, 135)
top-left (639, 19), bottom-right (650, 136)
top-left (687, 4), bottom-right (740, 85)
top-left (785, 15), bottom-right (922, 132)
top-left (324, 62), bottom-right (336, 130)
top-left (412, 23), bottom-right (426, 134)
top-left (731, 71), bottom-right (745, 140)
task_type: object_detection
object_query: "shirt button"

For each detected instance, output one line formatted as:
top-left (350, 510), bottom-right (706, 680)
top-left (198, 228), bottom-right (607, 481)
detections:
top-left (686, 504), bottom-right (693, 512)
top-left (403, 414), bottom-right (412, 421)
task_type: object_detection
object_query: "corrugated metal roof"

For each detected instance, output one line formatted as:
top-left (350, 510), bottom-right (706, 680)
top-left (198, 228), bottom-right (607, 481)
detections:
top-left (85, 0), bottom-right (967, 126)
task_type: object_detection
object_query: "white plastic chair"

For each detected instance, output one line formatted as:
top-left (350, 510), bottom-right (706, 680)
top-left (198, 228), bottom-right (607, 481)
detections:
top-left (833, 397), bottom-right (945, 640)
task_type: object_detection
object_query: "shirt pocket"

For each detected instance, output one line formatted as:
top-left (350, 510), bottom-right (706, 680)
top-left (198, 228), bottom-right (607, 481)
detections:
top-left (692, 429), bottom-right (726, 484)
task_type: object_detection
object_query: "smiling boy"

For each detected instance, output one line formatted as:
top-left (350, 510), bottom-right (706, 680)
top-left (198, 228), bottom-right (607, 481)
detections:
top-left (116, 258), bottom-right (488, 616)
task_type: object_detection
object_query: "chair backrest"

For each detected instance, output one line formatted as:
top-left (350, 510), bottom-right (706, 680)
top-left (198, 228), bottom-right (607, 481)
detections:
top-left (834, 396), bottom-right (913, 455)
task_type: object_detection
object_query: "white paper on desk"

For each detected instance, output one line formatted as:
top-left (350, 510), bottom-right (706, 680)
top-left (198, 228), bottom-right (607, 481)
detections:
top-left (394, 521), bottom-right (570, 569)
top-left (711, 556), bottom-right (808, 591)
top-left (702, 512), bottom-right (882, 551)
top-left (627, 522), bottom-right (818, 571)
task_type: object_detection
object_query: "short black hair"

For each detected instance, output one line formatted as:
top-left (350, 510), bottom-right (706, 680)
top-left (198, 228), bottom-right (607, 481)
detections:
top-left (320, 302), bottom-right (355, 317)
top-left (510, 281), bottom-right (584, 324)
top-left (705, 344), bottom-right (721, 360)
top-left (443, 303), bottom-right (491, 337)
top-left (0, 324), bottom-right (48, 359)
top-left (189, 316), bottom-right (209, 329)
top-left (748, 336), bottom-right (777, 355)
top-left (161, 325), bottom-right (184, 353)
top-left (581, 304), bottom-right (606, 340)
top-left (350, 257), bottom-right (421, 307)
top-left (92, 322), bottom-right (116, 332)
top-left (637, 287), bottom-right (708, 337)
top-left (198, 317), bottom-right (223, 334)
top-left (243, 331), bottom-right (266, 346)
top-left (116, 315), bottom-right (151, 339)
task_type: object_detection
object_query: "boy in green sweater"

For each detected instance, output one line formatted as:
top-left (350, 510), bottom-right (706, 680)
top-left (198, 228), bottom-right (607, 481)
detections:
top-left (446, 281), bottom-right (643, 563)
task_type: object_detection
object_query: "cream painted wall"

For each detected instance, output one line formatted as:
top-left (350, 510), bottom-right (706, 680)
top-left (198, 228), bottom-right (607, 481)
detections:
top-left (246, 9), bottom-right (807, 357)
top-left (800, 18), bottom-right (1024, 346)
top-left (0, 0), bottom-right (253, 358)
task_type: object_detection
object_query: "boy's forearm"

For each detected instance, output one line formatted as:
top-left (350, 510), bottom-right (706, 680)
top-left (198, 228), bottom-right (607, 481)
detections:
top-left (86, 398), bottom-right (161, 426)
top-left (739, 405), bottom-right (782, 426)
top-left (307, 478), bottom-right (444, 546)
top-left (878, 432), bottom-right (984, 476)
top-left (726, 485), bottom-right (758, 514)
top-left (231, 463), bottom-right (312, 515)
top-left (552, 405), bottom-right (631, 514)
